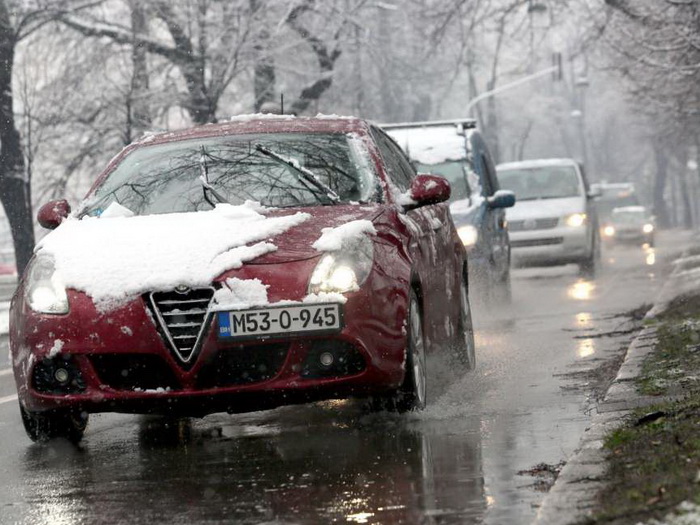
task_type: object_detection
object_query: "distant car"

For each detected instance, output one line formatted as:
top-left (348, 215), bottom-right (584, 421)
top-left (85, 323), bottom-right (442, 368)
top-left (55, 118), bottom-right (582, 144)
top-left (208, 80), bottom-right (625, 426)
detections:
top-left (384, 119), bottom-right (515, 303)
top-left (496, 158), bottom-right (601, 275)
top-left (11, 115), bottom-right (476, 443)
top-left (604, 206), bottom-right (655, 246)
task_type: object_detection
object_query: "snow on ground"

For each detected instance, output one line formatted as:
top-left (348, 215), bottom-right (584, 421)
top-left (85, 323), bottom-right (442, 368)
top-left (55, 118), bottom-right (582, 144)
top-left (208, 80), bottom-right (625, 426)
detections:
top-left (643, 501), bottom-right (700, 525)
top-left (36, 202), bottom-right (310, 311)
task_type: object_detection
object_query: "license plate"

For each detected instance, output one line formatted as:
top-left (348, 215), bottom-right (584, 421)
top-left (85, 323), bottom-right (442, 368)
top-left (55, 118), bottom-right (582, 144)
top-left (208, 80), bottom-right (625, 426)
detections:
top-left (217, 304), bottom-right (343, 340)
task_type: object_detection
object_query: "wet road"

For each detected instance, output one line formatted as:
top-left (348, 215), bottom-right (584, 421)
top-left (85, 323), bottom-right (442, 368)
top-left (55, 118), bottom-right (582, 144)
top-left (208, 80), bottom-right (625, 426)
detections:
top-left (0, 232), bottom-right (689, 524)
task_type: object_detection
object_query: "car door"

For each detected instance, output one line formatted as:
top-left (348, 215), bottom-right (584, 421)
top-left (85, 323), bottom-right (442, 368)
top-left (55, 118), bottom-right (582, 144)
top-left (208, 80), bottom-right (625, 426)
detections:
top-left (371, 128), bottom-right (454, 346)
top-left (471, 133), bottom-right (509, 284)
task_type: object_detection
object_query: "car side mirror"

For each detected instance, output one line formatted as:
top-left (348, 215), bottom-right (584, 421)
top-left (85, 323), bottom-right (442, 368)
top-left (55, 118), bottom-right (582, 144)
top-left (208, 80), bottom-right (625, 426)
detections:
top-left (404, 174), bottom-right (451, 210)
top-left (37, 199), bottom-right (71, 229)
top-left (488, 190), bottom-right (516, 209)
top-left (587, 187), bottom-right (602, 199)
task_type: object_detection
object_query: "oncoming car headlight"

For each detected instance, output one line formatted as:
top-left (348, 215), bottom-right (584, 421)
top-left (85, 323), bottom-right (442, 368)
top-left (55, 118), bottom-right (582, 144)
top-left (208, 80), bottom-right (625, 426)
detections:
top-left (457, 225), bottom-right (478, 247)
top-left (25, 256), bottom-right (69, 314)
top-left (603, 225), bottom-right (615, 237)
top-left (308, 237), bottom-right (374, 294)
top-left (643, 223), bottom-right (654, 234)
top-left (565, 213), bottom-right (587, 228)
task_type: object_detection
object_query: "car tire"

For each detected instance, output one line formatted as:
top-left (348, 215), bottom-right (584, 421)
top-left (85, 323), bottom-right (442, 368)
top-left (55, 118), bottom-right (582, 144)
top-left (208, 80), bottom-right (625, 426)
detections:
top-left (579, 232), bottom-right (601, 277)
top-left (457, 275), bottom-right (476, 370)
top-left (491, 270), bottom-right (512, 306)
top-left (19, 402), bottom-right (88, 443)
top-left (369, 289), bottom-right (427, 413)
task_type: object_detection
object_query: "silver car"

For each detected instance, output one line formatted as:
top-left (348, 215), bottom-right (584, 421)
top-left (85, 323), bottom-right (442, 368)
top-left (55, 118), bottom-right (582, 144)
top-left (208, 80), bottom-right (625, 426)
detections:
top-left (496, 158), bottom-right (601, 276)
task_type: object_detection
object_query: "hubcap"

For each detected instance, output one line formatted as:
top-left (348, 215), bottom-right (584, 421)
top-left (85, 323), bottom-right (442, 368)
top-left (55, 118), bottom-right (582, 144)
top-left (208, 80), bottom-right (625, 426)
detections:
top-left (410, 302), bottom-right (427, 406)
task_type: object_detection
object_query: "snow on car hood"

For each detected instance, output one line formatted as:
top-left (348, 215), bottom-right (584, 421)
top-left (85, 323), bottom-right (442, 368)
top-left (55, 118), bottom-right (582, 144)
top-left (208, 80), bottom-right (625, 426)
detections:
top-left (35, 202), bottom-right (311, 311)
top-left (35, 202), bottom-right (383, 311)
top-left (506, 196), bottom-right (584, 221)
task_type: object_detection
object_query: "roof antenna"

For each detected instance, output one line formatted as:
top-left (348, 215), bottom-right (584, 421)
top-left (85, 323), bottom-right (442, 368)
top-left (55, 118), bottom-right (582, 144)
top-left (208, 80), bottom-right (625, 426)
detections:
top-left (280, 93), bottom-right (284, 115)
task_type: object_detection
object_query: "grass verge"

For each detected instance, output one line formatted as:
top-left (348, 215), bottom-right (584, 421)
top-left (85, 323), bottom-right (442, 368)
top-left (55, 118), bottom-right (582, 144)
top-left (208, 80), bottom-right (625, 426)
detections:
top-left (592, 293), bottom-right (700, 524)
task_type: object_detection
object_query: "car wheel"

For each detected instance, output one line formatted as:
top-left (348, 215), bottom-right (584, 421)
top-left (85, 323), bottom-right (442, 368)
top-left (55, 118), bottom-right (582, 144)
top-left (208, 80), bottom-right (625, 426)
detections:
top-left (20, 402), bottom-right (88, 443)
top-left (491, 270), bottom-right (512, 306)
top-left (370, 289), bottom-right (427, 413)
top-left (579, 232), bottom-right (601, 277)
top-left (457, 275), bottom-right (476, 370)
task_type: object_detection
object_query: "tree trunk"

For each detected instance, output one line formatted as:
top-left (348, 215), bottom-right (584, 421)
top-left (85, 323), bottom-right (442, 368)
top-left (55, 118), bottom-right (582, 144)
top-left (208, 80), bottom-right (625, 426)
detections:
top-left (652, 143), bottom-right (670, 228)
top-left (676, 148), bottom-right (694, 229)
top-left (250, 0), bottom-right (275, 112)
top-left (0, 1), bottom-right (34, 274)
top-left (126, 0), bottom-right (152, 143)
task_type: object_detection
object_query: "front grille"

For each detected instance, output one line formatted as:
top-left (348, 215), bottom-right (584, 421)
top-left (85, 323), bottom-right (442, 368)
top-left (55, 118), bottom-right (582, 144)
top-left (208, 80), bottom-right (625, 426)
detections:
top-left (195, 342), bottom-right (289, 388)
top-left (511, 237), bottom-right (563, 248)
top-left (90, 354), bottom-right (180, 391)
top-left (508, 218), bottom-right (559, 232)
top-left (148, 288), bottom-right (215, 366)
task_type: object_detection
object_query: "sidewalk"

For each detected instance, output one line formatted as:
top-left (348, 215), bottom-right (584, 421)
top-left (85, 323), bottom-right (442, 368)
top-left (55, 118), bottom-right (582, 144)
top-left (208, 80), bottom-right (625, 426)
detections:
top-left (535, 233), bottom-right (700, 524)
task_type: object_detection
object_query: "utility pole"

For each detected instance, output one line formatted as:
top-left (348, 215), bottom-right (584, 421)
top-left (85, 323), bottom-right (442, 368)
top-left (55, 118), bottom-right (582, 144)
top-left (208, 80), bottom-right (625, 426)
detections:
top-left (465, 53), bottom-right (562, 117)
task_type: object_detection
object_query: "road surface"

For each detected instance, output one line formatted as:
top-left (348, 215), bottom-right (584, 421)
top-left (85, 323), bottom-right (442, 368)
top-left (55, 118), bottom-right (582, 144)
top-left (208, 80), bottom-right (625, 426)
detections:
top-left (0, 232), bottom-right (688, 524)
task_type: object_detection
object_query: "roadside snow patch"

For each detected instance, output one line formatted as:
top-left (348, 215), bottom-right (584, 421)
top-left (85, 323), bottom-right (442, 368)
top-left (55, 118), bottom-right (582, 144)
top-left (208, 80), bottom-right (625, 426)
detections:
top-left (36, 202), bottom-right (310, 311)
top-left (312, 220), bottom-right (376, 252)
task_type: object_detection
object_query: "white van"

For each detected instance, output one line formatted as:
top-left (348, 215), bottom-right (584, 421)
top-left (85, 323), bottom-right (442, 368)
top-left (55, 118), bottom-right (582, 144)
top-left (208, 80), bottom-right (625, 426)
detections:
top-left (496, 158), bottom-right (601, 275)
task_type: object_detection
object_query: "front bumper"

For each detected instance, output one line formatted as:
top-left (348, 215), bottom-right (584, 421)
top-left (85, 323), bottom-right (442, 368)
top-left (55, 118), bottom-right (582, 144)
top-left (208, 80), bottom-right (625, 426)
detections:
top-left (11, 260), bottom-right (410, 417)
top-left (510, 225), bottom-right (590, 267)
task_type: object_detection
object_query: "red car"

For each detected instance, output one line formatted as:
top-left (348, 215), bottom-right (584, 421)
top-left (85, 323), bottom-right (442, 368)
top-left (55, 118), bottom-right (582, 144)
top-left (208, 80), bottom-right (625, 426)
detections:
top-left (11, 116), bottom-right (474, 442)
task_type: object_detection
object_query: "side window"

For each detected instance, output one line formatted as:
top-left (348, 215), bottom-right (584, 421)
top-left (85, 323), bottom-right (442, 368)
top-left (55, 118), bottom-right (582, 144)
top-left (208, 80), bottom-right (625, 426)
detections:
top-left (470, 134), bottom-right (497, 196)
top-left (371, 129), bottom-right (412, 190)
top-left (388, 141), bottom-right (417, 187)
top-left (481, 154), bottom-right (499, 195)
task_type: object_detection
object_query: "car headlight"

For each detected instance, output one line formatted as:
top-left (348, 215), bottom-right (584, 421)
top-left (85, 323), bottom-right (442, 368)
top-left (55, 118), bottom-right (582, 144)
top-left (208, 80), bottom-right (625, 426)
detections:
top-left (308, 237), bottom-right (374, 294)
top-left (603, 225), bottom-right (615, 237)
top-left (25, 256), bottom-right (69, 314)
top-left (565, 213), bottom-right (587, 228)
top-left (457, 225), bottom-right (478, 247)
top-left (643, 223), bottom-right (654, 233)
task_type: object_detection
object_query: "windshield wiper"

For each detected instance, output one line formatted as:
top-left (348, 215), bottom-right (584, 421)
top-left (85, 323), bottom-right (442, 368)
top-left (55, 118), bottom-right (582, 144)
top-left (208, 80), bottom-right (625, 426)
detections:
top-left (199, 145), bottom-right (230, 206)
top-left (254, 144), bottom-right (340, 205)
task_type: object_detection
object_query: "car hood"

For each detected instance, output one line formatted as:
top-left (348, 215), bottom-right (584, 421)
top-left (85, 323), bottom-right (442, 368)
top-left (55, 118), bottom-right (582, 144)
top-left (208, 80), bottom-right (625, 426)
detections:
top-left (34, 202), bottom-right (384, 311)
top-left (506, 197), bottom-right (584, 221)
top-left (250, 205), bottom-right (384, 264)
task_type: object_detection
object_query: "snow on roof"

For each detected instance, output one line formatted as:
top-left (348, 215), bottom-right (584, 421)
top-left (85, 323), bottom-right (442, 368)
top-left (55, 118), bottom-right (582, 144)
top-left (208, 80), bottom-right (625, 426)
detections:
top-left (496, 158), bottom-right (578, 170)
top-left (612, 206), bottom-right (647, 213)
top-left (229, 113), bottom-right (297, 122)
top-left (36, 202), bottom-right (310, 311)
top-left (386, 125), bottom-right (468, 165)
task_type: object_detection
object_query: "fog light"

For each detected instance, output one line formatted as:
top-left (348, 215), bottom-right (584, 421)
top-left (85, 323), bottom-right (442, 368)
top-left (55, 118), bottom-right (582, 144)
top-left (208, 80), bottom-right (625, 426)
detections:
top-left (54, 368), bottom-right (70, 384)
top-left (319, 352), bottom-right (334, 367)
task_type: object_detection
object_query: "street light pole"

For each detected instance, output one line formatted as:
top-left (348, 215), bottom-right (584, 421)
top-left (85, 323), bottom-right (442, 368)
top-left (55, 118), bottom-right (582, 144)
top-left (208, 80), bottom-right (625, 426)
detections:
top-left (465, 59), bottom-right (561, 117)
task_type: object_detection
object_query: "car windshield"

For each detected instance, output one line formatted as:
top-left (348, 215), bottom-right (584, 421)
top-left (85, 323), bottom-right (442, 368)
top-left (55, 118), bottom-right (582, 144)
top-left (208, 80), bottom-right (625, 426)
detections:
top-left (81, 133), bottom-right (378, 216)
top-left (414, 161), bottom-right (470, 201)
top-left (612, 210), bottom-right (646, 224)
top-left (498, 166), bottom-right (581, 201)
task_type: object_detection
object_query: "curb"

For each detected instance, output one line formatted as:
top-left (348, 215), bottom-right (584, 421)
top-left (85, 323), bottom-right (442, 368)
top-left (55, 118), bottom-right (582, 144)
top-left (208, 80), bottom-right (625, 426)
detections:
top-left (534, 234), bottom-right (700, 525)
top-left (534, 327), bottom-right (661, 524)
